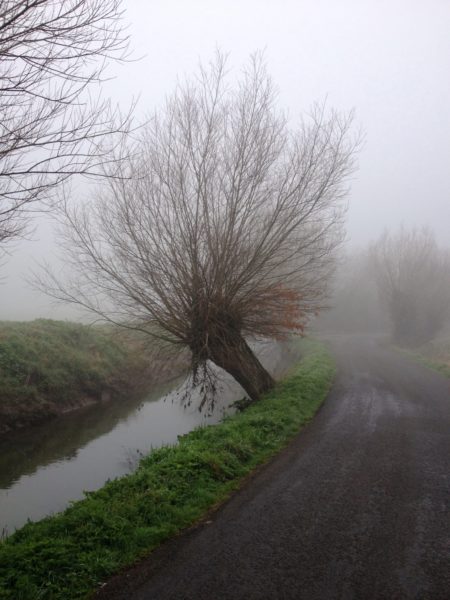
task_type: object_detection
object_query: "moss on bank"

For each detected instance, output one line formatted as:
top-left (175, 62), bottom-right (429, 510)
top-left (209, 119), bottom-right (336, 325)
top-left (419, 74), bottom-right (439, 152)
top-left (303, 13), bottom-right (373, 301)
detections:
top-left (0, 339), bottom-right (335, 600)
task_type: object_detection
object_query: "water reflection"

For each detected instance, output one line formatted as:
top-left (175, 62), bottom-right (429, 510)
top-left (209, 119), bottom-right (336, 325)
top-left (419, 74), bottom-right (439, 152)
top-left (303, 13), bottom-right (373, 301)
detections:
top-left (0, 372), bottom-right (243, 534)
top-left (0, 340), bottom-right (298, 535)
top-left (0, 379), bottom-right (178, 490)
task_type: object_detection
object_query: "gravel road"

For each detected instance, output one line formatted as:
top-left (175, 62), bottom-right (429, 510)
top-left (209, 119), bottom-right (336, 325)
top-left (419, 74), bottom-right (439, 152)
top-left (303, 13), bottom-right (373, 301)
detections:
top-left (96, 336), bottom-right (450, 600)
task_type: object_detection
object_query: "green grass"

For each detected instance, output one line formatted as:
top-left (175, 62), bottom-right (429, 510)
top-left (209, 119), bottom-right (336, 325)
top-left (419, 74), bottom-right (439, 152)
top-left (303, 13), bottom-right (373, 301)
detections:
top-left (397, 336), bottom-right (450, 379)
top-left (0, 338), bottom-right (335, 600)
top-left (0, 320), bottom-right (128, 400)
top-left (0, 320), bottom-right (179, 432)
top-left (402, 351), bottom-right (450, 378)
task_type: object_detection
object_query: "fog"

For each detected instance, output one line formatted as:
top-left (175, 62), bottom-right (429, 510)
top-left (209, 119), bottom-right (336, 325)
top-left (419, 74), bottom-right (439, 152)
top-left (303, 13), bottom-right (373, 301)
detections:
top-left (1, 0), bottom-right (449, 320)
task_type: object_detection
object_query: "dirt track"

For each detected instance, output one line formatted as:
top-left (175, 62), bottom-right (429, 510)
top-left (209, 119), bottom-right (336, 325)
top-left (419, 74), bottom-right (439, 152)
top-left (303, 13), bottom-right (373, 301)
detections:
top-left (96, 336), bottom-right (450, 600)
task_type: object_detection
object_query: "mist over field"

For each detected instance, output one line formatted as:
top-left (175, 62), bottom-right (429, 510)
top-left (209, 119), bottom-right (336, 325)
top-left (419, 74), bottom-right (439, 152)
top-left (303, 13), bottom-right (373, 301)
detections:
top-left (1, 0), bottom-right (449, 322)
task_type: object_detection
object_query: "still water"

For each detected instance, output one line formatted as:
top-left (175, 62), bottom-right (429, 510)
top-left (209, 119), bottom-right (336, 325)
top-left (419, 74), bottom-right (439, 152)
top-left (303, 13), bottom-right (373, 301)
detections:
top-left (0, 342), bottom-right (294, 536)
top-left (0, 377), bottom-right (233, 535)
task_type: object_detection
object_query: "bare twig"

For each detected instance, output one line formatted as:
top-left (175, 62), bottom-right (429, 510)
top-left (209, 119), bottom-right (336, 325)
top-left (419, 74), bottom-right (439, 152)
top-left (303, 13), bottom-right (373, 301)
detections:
top-left (38, 52), bottom-right (360, 403)
top-left (0, 0), bottom-right (133, 249)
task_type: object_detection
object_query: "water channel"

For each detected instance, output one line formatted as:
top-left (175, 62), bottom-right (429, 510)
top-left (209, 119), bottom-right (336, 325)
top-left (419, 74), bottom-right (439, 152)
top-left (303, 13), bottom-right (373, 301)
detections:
top-left (0, 341), bottom-right (295, 536)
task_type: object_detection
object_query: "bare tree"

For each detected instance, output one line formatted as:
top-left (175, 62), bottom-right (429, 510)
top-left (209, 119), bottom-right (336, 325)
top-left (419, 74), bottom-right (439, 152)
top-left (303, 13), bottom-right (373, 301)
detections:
top-left (371, 228), bottom-right (450, 346)
top-left (316, 251), bottom-right (388, 334)
top-left (41, 54), bottom-right (359, 402)
top-left (0, 0), bottom-right (131, 248)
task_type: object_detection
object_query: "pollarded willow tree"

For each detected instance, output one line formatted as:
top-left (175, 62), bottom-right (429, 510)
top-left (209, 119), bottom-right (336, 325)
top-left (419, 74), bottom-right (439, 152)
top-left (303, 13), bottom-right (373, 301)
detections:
top-left (43, 54), bottom-right (359, 402)
top-left (370, 228), bottom-right (450, 346)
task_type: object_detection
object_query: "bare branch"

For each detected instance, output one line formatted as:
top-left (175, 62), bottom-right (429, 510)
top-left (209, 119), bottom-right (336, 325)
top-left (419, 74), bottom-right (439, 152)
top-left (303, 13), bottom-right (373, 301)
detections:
top-left (0, 0), bottom-right (133, 249)
top-left (38, 53), bottom-right (360, 403)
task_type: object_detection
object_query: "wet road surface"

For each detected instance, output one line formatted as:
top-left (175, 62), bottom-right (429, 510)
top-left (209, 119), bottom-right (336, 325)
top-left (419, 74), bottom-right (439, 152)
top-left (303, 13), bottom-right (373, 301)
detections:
top-left (96, 336), bottom-right (450, 600)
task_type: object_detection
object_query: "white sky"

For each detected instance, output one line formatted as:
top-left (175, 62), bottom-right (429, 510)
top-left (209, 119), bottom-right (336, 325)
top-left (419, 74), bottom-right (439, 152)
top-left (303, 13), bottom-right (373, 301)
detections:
top-left (1, 0), bottom-right (449, 320)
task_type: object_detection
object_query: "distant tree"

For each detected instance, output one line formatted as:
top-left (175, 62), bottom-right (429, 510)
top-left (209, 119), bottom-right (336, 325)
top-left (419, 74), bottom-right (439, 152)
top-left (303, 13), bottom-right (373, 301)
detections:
top-left (316, 251), bottom-right (387, 334)
top-left (371, 228), bottom-right (450, 346)
top-left (0, 0), bottom-right (131, 249)
top-left (41, 53), bottom-right (359, 403)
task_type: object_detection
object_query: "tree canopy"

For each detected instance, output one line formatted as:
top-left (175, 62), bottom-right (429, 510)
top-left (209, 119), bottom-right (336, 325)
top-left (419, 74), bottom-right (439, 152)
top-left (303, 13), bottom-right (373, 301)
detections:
top-left (371, 228), bottom-right (450, 346)
top-left (41, 53), bottom-right (359, 402)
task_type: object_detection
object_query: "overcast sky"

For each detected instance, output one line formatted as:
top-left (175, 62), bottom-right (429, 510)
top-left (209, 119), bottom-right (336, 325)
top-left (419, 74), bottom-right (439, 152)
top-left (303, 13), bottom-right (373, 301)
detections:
top-left (1, 0), bottom-right (449, 320)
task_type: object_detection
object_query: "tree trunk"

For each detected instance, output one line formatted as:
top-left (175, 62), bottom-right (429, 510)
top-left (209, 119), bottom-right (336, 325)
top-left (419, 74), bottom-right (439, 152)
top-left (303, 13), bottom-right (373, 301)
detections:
top-left (209, 334), bottom-right (275, 402)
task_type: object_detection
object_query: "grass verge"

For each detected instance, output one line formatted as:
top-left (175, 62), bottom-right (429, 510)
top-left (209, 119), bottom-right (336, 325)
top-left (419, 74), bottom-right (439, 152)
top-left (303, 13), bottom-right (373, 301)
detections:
top-left (396, 336), bottom-right (450, 379)
top-left (400, 350), bottom-right (450, 379)
top-left (0, 338), bottom-right (335, 600)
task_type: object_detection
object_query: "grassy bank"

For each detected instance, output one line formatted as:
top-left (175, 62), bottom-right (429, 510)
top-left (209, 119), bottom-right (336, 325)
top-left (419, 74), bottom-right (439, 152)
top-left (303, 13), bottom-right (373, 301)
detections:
top-left (0, 320), bottom-right (185, 433)
top-left (404, 353), bottom-right (450, 378)
top-left (398, 335), bottom-right (450, 379)
top-left (0, 339), bottom-right (334, 600)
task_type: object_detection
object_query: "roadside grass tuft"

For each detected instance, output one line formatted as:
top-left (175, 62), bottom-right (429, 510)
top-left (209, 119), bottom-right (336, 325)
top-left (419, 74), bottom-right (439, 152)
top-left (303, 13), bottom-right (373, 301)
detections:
top-left (397, 338), bottom-right (450, 379)
top-left (0, 339), bottom-right (335, 600)
top-left (407, 354), bottom-right (450, 378)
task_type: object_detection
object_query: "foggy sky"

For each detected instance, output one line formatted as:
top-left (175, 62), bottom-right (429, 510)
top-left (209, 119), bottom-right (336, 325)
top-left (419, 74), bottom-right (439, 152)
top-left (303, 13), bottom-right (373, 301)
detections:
top-left (1, 0), bottom-right (449, 320)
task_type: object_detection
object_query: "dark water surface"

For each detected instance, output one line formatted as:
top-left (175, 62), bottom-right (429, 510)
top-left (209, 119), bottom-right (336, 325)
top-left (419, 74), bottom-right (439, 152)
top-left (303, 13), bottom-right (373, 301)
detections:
top-left (0, 378), bottom-right (230, 535)
top-left (0, 342), bottom-right (294, 535)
